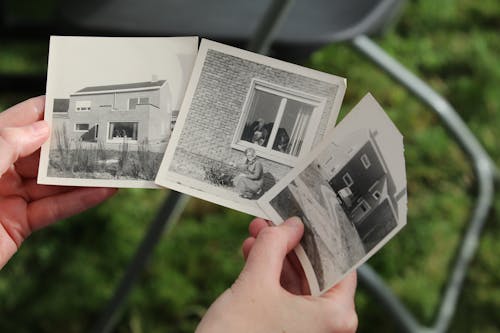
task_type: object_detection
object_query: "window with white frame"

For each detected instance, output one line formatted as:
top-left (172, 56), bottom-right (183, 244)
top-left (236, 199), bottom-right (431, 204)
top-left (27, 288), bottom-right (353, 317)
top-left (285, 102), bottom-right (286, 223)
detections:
top-left (361, 153), bottom-right (371, 169)
top-left (108, 122), bottom-right (138, 141)
top-left (342, 172), bottom-right (353, 187)
top-left (236, 80), bottom-right (323, 162)
top-left (75, 100), bottom-right (91, 112)
top-left (74, 123), bottom-right (90, 132)
top-left (128, 97), bottom-right (150, 110)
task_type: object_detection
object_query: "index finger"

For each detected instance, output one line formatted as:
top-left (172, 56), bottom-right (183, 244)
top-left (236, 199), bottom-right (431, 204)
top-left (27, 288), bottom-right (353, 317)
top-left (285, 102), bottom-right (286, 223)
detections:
top-left (322, 271), bottom-right (357, 305)
top-left (0, 96), bottom-right (45, 128)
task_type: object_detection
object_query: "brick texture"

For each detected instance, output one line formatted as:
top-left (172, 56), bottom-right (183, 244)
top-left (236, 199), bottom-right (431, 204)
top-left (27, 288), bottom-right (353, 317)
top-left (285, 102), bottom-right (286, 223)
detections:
top-left (172, 49), bottom-right (341, 184)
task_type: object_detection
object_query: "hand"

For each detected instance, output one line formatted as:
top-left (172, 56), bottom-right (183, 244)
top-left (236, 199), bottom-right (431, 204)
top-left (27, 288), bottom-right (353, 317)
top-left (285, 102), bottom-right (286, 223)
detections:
top-left (196, 217), bottom-right (358, 333)
top-left (0, 96), bottom-right (117, 268)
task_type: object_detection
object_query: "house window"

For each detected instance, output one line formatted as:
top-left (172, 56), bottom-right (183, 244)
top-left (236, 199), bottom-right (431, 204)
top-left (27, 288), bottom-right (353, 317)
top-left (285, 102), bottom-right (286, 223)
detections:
top-left (343, 173), bottom-right (353, 187)
top-left (235, 80), bottom-right (323, 163)
top-left (75, 100), bottom-right (91, 112)
top-left (351, 199), bottom-right (372, 224)
top-left (129, 97), bottom-right (150, 110)
top-left (361, 153), bottom-right (371, 169)
top-left (75, 123), bottom-right (90, 132)
top-left (372, 190), bottom-right (381, 200)
top-left (108, 122), bottom-right (138, 142)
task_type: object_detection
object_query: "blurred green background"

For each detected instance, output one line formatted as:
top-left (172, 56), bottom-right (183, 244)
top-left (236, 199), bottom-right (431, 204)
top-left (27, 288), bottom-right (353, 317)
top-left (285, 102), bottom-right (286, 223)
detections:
top-left (1, 0), bottom-right (499, 332)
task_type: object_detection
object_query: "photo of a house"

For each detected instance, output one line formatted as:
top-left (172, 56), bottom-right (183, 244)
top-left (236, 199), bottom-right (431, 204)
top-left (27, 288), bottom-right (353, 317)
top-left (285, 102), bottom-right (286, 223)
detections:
top-left (327, 130), bottom-right (404, 252)
top-left (258, 94), bottom-right (407, 295)
top-left (53, 78), bottom-right (171, 147)
top-left (38, 36), bottom-right (198, 188)
top-left (268, 166), bottom-right (366, 292)
top-left (48, 78), bottom-right (172, 181)
top-left (156, 39), bottom-right (346, 217)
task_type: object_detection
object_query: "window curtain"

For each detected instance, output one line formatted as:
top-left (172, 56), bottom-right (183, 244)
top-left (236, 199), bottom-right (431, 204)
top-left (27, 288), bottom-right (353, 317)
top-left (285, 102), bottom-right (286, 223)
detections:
top-left (288, 107), bottom-right (311, 156)
top-left (132, 123), bottom-right (138, 140)
top-left (109, 123), bottom-right (115, 139)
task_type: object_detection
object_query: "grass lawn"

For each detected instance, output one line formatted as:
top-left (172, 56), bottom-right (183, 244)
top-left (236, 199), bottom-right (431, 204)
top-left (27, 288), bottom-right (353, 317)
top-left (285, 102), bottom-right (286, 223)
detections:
top-left (0, 0), bottom-right (499, 332)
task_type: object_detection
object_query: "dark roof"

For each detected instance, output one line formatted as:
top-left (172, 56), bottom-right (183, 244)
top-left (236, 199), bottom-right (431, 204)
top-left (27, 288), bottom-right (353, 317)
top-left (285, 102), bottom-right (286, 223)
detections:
top-left (74, 80), bottom-right (166, 94)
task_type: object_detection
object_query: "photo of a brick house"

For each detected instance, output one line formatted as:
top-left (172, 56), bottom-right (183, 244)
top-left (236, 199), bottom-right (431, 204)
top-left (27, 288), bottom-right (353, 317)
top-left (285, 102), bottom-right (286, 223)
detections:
top-left (157, 40), bottom-right (346, 217)
top-left (52, 78), bottom-right (172, 148)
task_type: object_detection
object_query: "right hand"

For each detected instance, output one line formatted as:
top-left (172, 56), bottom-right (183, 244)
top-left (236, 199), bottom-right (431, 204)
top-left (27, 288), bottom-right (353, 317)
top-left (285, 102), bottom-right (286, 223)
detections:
top-left (196, 217), bottom-right (358, 333)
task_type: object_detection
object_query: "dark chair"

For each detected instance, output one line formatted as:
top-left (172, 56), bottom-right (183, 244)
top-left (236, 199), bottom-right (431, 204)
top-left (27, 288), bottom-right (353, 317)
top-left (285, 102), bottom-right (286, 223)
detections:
top-left (1, 1), bottom-right (497, 333)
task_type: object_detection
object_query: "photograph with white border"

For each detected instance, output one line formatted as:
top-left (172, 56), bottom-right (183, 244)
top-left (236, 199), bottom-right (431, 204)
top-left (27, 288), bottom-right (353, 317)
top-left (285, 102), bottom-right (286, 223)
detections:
top-left (38, 36), bottom-right (198, 188)
top-left (258, 94), bottom-right (407, 295)
top-left (155, 39), bottom-right (346, 217)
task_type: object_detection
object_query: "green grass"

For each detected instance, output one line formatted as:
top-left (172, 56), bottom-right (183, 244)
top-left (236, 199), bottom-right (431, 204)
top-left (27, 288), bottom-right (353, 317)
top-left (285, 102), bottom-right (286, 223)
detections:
top-left (1, 0), bottom-right (499, 332)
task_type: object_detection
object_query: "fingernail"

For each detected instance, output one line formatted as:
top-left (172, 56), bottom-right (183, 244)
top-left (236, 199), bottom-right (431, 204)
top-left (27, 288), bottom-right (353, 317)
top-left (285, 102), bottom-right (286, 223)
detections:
top-left (285, 216), bottom-right (302, 227)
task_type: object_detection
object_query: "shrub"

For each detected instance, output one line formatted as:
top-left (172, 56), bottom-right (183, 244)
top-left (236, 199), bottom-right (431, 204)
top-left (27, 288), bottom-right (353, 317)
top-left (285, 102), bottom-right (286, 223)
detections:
top-left (204, 162), bottom-right (236, 186)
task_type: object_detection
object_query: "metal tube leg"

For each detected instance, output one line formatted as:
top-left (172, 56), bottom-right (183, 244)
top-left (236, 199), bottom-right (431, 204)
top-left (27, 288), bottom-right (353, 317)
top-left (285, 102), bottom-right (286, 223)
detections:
top-left (91, 191), bottom-right (190, 333)
top-left (246, 0), bottom-right (295, 54)
top-left (91, 1), bottom-right (296, 332)
top-left (351, 35), bottom-right (496, 333)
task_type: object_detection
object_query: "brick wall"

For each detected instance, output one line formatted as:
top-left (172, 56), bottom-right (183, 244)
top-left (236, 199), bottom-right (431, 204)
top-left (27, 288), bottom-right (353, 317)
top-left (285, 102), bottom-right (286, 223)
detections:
top-left (172, 49), bottom-right (341, 184)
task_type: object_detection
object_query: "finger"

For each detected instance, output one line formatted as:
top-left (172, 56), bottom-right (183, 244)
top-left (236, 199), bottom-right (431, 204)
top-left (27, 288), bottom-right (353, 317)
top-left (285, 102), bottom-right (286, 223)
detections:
top-left (23, 178), bottom-right (78, 201)
top-left (243, 233), bottom-right (308, 295)
top-left (285, 250), bottom-right (311, 295)
top-left (14, 150), bottom-right (41, 179)
top-left (280, 256), bottom-right (304, 295)
top-left (0, 96), bottom-right (45, 128)
top-left (319, 272), bottom-right (358, 332)
top-left (242, 236), bottom-right (255, 260)
top-left (0, 121), bottom-right (50, 176)
top-left (248, 217), bottom-right (270, 238)
top-left (27, 187), bottom-right (117, 231)
top-left (322, 271), bottom-right (357, 306)
top-left (242, 216), bottom-right (304, 285)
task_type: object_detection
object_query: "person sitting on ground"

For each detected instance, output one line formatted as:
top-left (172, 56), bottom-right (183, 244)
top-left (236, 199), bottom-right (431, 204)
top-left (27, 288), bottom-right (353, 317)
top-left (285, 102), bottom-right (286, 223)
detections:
top-left (233, 147), bottom-right (264, 199)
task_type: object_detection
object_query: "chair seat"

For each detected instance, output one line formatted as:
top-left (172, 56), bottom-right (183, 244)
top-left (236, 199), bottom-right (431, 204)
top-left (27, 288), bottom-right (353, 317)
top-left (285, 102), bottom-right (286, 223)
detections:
top-left (59, 0), bottom-right (404, 45)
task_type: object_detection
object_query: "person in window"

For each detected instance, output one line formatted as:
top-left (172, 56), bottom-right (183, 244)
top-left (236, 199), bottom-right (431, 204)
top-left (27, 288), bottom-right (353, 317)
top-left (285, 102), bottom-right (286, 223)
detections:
top-left (273, 127), bottom-right (290, 153)
top-left (251, 130), bottom-right (266, 146)
top-left (250, 118), bottom-right (268, 146)
top-left (233, 148), bottom-right (264, 199)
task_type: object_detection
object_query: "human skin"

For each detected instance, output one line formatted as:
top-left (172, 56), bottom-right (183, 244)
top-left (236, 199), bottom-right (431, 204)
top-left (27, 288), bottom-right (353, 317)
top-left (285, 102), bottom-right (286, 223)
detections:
top-left (0, 96), bottom-right (117, 268)
top-left (196, 217), bottom-right (358, 333)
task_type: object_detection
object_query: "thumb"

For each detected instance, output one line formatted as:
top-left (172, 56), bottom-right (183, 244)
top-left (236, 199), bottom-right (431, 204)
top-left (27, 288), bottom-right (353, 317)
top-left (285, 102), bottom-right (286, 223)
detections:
top-left (0, 121), bottom-right (49, 176)
top-left (241, 216), bottom-right (304, 285)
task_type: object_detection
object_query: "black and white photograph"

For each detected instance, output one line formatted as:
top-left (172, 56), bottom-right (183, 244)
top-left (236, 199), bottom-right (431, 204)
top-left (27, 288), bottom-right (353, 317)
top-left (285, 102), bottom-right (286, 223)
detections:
top-left (155, 39), bottom-right (346, 217)
top-left (38, 36), bottom-right (198, 188)
top-left (258, 94), bottom-right (407, 295)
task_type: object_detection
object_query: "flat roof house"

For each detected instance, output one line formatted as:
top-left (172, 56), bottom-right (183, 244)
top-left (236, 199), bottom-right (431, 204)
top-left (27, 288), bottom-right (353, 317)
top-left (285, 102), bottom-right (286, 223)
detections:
top-left (62, 78), bottom-right (172, 148)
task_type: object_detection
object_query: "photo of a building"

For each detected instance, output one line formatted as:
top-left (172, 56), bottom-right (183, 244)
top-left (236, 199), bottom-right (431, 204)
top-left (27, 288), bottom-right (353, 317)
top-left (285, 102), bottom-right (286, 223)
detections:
top-left (156, 40), bottom-right (346, 216)
top-left (38, 36), bottom-right (198, 188)
top-left (47, 78), bottom-right (173, 181)
top-left (326, 130), bottom-right (404, 252)
top-left (52, 78), bottom-right (172, 148)
top-left (258, 94), bottom-right (407, 295)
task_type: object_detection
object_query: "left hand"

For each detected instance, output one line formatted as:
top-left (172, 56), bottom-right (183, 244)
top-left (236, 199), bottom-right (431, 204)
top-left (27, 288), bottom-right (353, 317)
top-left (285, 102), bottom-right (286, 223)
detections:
top-left (0, 96), bottom-right (117, 268)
